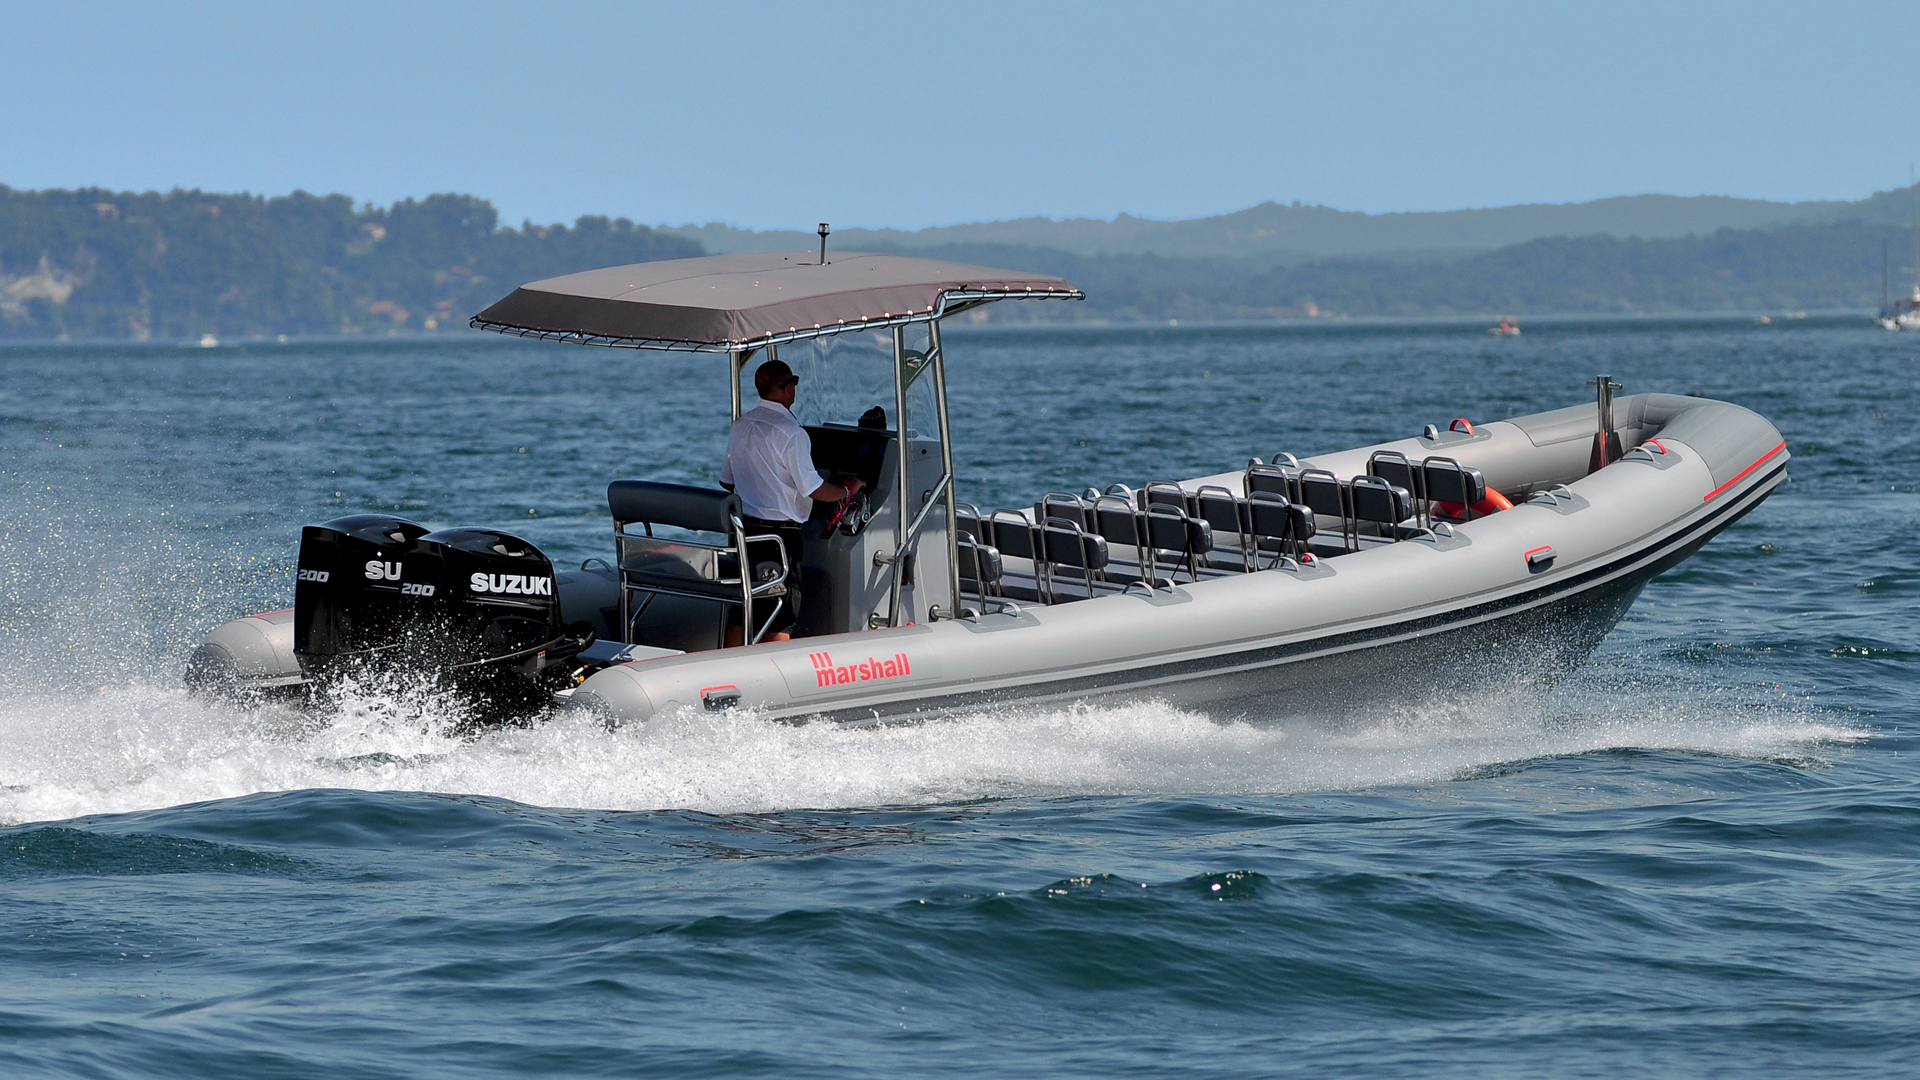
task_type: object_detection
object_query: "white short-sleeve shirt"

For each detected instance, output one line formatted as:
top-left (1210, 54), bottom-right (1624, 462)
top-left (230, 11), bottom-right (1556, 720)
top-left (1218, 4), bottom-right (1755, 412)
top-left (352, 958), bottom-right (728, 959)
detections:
top-left (720, 401), bottom-right (826, 523)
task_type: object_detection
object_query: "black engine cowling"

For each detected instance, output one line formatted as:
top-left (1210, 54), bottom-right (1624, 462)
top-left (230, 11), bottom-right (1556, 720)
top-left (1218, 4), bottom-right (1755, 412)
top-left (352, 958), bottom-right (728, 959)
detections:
top-left (398, 527), bottom-right (592, 684)
top-left (293, 514), bottom-right (433, 667)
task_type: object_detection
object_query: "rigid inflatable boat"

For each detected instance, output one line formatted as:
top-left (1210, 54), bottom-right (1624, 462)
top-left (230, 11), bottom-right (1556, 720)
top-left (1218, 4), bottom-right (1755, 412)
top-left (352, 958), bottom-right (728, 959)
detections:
top-left (189, 250), bottom-right (1788, 727)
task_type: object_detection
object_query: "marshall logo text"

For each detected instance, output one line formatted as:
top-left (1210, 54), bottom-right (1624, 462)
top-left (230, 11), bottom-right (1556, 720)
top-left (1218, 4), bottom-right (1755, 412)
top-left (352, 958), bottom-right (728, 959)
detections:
top-left (775, 643), bottom-right (939, 696)
top-left (809, 650), bottom-right (912, 687)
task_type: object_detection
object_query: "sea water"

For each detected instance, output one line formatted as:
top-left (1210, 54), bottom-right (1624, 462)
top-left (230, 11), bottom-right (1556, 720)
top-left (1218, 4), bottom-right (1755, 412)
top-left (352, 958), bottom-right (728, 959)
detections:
top-left (0, 317), bottom-right (1914, 1077)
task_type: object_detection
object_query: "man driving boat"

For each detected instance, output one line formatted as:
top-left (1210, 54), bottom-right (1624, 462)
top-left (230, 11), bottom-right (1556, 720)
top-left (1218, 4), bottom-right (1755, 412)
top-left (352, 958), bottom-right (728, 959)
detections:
top-left (719, 357), bottom-right (865, 645)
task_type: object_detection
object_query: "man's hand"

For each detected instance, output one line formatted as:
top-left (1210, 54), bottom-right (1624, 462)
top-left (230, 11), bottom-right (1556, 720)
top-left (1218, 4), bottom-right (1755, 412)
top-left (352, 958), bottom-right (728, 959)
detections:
top-left (809, 475), bottom-right (865, 503)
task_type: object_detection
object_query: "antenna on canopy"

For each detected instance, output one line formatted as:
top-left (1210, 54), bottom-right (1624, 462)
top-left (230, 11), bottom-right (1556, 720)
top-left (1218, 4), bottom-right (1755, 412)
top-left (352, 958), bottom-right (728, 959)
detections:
top-left (818, 222), bottom-right (830, 265)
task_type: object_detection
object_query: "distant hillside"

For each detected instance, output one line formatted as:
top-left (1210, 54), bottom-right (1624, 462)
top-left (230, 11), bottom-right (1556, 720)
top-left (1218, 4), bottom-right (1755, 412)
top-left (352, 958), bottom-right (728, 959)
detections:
top-left (4, 183), bottom-right (1915, 340)
top-left (887, 221), bottom-right (1920, 322)
top-left (667, 189), bottom-right (1919, 260)
top-left (0, 186), bottom-right (700, 340)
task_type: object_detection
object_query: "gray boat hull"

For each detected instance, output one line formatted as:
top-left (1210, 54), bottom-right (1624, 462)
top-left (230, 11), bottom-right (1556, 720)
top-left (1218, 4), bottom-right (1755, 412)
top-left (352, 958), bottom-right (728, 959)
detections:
top-left (191, 393), bottom-right (1786, 728)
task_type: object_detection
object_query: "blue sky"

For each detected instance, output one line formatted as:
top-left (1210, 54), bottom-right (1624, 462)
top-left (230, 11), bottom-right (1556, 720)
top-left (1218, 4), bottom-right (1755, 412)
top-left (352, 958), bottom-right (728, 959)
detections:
top-left (5, 1), bottom-right (1914, 231)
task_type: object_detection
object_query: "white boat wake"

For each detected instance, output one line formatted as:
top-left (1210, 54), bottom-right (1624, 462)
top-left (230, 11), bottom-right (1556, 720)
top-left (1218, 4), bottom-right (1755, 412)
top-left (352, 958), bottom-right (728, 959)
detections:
top-left (0, 663), bottom-right (1860, 826)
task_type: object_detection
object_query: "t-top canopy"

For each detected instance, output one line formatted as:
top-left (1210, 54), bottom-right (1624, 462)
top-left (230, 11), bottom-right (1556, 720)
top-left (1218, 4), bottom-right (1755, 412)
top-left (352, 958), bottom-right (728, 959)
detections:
top-left (470, 251), bottom-right (1083, 352)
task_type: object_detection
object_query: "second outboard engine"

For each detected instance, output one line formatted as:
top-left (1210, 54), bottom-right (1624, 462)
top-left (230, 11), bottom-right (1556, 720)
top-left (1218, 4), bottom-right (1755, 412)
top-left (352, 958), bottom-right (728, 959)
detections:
top-left (397, 528), bottom-right (594, 707)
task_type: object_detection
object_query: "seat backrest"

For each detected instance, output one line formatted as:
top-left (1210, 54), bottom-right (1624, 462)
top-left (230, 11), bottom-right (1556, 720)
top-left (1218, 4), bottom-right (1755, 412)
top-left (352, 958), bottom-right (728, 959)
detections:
top-left (1042, 520), bottom-right (1109, 571)
top-left (1298, 470), bottom-right (1347, 519)
top-left (1351, 476), bottom-right (1412, 525)
top-left (1196, 485), bottom-right (1246, 536)
top-left (1422, 457), bottom-right (1487, 506)
top-left (1092, 495), bottom-right (1141, 547)
top-left (1143, 481), bottom-right (1193, 515)
top-left (1144, 503), bottom-right (1194, 552)
top-left (989, 510), bottom-right (1038, 561)
top-left (1246, 463), bottom-right (1296, 501)
top-left (1248, 494), bottom-right (1315, 550)
top-left (1036, 492), bottom-right (1090, 531)
top-left (956, 535), bottom-right (1002, 584)
top-left (1368, 451), bottom-right (1420, 500)
top-left (608, 480), bottom-right (740, 535)
top-left (1247, 492), bottom-right (1293, 539)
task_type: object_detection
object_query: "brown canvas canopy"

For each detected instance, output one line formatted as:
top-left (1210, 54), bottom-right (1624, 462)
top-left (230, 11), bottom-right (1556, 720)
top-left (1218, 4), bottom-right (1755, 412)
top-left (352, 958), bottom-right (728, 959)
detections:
top-left (470, 251), bottom-right (1082, 352)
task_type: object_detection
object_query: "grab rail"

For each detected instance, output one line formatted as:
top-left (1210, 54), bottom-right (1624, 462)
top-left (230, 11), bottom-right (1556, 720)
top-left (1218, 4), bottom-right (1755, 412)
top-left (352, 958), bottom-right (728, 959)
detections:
top-left (881, 471), bottom-right (953, 627)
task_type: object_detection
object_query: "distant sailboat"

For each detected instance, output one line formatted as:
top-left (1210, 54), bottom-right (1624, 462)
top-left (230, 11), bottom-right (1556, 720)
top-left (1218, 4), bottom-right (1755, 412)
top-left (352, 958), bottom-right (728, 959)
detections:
top-left (198, 333), bottom-right (220, 348)
top-left (1488, 315), bottom-right (1521, 336)
top-left (1886, 299), bottom-right (1920, 332)
top-left (1879, 170), bottom-right (1920, 331)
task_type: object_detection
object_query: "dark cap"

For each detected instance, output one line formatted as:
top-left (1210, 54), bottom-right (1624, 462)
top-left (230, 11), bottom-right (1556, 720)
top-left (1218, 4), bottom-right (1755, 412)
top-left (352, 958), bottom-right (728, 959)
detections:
top-left (754, 358), bottom-right (798, 396)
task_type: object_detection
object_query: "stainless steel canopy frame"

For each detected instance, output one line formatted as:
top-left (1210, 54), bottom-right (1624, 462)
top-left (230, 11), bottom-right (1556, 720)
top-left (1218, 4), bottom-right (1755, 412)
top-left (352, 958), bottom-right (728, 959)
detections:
top-left (467, 252), bottom-right (1085, 627)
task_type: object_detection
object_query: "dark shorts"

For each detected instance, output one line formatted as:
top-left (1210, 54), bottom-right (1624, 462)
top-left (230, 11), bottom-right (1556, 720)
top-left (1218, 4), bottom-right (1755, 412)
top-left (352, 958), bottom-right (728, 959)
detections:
top-left (732, 517), bottom-right (804, 636)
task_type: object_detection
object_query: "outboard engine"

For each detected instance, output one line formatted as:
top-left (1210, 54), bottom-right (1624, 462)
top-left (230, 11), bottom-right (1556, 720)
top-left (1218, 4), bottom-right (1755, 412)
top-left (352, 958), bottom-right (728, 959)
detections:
top-left (293, 514), bottom-right (434, 673)
top-left (397, 528), bottom-right (593, 698)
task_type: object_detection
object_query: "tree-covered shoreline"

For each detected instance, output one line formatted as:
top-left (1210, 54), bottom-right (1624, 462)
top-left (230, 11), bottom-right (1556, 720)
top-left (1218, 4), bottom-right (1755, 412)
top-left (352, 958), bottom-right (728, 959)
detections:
top-left (0, 186), bottom-right (700, 341)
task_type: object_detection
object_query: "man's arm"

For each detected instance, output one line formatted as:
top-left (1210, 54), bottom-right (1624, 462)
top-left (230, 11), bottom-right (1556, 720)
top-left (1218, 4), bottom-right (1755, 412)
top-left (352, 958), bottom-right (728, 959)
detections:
top-left (810, 475), bottom-right (863, 502)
